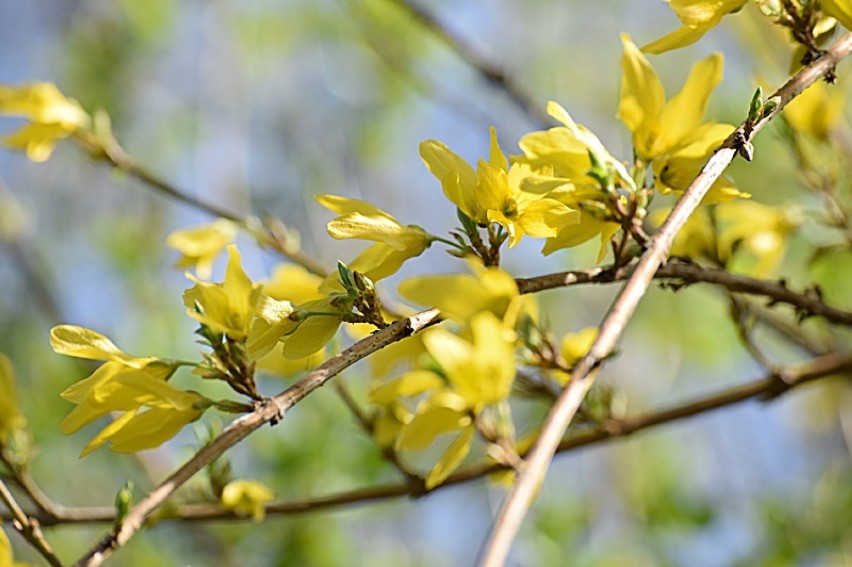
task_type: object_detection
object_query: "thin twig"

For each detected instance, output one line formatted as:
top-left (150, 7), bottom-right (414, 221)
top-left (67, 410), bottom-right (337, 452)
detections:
top-left (479, 31), bottom-right (852, 567)
top-left (387, 0), bottom-right (550, 127)
top-left (76, 134), bottom-right (328, 277)
top-left (515, 261), bottom-right (852, 327)
top-left (5, 351), bottom-right (848, 528)
top-left (0, 478), bottom-right (64, 567)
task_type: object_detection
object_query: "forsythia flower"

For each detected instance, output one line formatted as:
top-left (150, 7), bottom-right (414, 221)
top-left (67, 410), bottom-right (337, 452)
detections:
top-left (782, 78), bottom-right (848, 140)
top-left (422, 312), bottom-right (517, 410)
top-left (821, 0), bottom-right (852, 30)
top-left (51, 325), bottom-right (211, 456)
top-left (183, 245), bottom-right (265, 341)
top-left (315, 194), bottom-right (432, 287)
top-left (1, 527), bottom-right (32, 567)
top-left (166, 219), bottom-right (239, 279)
top-left (398, 261), bottom-right (524, 325)
top-left (715, 201), bottom-right (800, 276)
top-left (420, 127), bottom-right (581, 247)
top-left (619, 34), bottom-right (745, 202)
top-left (256, 264), bottom-right (327, 376)
top-left (513, 101), bottom-right (630, 258)
top-left (0, 82), bottom-right (90, 162)
top-left (0, 353), bottom-right (26, 441)
top-left (642, 0), bottom-right (746, 54)
top-left (221, 479), bottom-right (275, 521)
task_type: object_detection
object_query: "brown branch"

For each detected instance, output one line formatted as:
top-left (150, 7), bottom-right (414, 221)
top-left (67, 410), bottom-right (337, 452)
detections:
top-left (74, 132), bottom-right (328, 277)
top-left (479, 31), bottom-right (852, 567)
top-left (70, 308), bottom-right (440, 567)
top-left (0, 478), bottom-right (63, 567)
top-left (387, 0), bottom-right (550, 127)
top-left (6, 351), bottom-right (848, 528)
top-left (515, 261), bottom-right (852, 327)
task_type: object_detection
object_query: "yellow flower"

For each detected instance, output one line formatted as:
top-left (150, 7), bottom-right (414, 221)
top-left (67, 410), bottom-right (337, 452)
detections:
top-left (715, 201), bottom-right (800, 276)
top-left (0, 354), bottom-right (26, 441)
top-left (0, 82), bottom-right (90, 162)
top-left (51, 325), bottom-right (210, 456)
top-left (398, 261), bottom-right (521, 325)
top-left (511, 102), bottom-right (631, 259)
top-left (278, 296), bottom-right (345, 360)
top-left (782, 77), bottom-right (848, 140)
top-left (421, 127), bottom-right (581, 247)
top-left (619, 34), bottom-right (745, 202)
top-left (166, 219), bottom-right (239, 279)
top-left (256, 264), bottom-right (327, 376)
top-left (423, 312), bottom-right (517, 410)
top-left (642, 0), bottom-right (746, 54)
top-left (315, 195), bottom-right (433, 288)
top-left (183, 245), bottom-right (264, 340)
top-left (821, 0), bottom-right (852, 30)
top-left (263, 264), bottom-right (324, 304)
top-left (315, 194), bottom-right (431, 251)
top-left (653, 206), bottom-right (717, 259)
top-left (1, 526), bottom-right (32, 567)
top-left (221, 479), bottom-right (275, 521)
top-left (560, 327), bottom-right (599, 368)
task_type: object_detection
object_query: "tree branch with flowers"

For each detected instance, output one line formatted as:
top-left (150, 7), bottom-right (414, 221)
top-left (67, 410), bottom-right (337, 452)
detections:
top-left (1, 2), bottom-right (852, 566)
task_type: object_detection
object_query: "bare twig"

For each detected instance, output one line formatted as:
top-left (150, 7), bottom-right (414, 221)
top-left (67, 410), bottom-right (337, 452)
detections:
top-left (74, 133), bottom-right (328, 277)
top-left (0, 478), bottom-right (63, 567)
top-left (515, 261), bottom-right (852, 327)
top-left (387, 0), bottom-right (550, 127)
top-left (5, 351), bottom-right (848, 528)
top-left (479, 32), bottom-right (852, 567)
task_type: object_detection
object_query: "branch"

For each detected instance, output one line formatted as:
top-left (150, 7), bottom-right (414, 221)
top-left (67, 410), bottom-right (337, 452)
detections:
top-left (75, 133), bottom-right (328, 277)
top-left (515, 261), bottom-right (852, 327)
top-left (71, 308), bottom-right (440, 567)
top-left (0, 478), bottom-right (63, 567)
top-left (479, 31), bottom-right (852, 567)
top-left (7, 352), bottom-right (848, 528)
top-left (387, 0), bottom-right (550, 127)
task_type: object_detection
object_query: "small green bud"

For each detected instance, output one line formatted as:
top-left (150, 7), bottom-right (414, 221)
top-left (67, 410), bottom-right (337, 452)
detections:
top-left (337, 261), bottom-right (354, 290)
top-left (761, 96), bottom-right (781, 118)
top-left (748, 86), bottom-right (764, 123)
top-left (115, 480), bottom-right (135, 526)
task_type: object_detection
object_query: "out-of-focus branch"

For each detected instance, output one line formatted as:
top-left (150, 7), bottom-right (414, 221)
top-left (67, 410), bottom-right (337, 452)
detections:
top-left (0, 478), bottom-right (63, 567)
top-left (387, 0), bottom-right (550, 127)
top-left (5, 351), bottom-right (848, 528)
top-left (75, 133), bottom-right (328, 277)
top-left (480, 31), bottom-right (852, 567)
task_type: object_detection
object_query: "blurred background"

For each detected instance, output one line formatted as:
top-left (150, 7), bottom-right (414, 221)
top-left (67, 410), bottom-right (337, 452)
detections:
top-left (0, 0), bottom-right (851, 565)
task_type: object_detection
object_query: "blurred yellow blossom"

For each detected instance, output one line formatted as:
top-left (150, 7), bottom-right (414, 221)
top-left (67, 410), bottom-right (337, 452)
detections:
top-left (821, 0), bottom-right (852, 30)
top-left (166, 219), bottom-right (239, 279)
top-left (398, 261), bottom-right (521, 325)
top-left (715, 201), bottom-right (800, 276)
top-left (0, 82), bottom-right (90, 162)
top-left (0, 527), bottom-right (32, 567)
top-left (0, 354), bottom-right (26, 441)
top-left (782, 78), bottom-right (848, 140)
top-left (642, 0), bottom-right (746, 54)
top-left (221, 479), bottom-right (275, 521)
